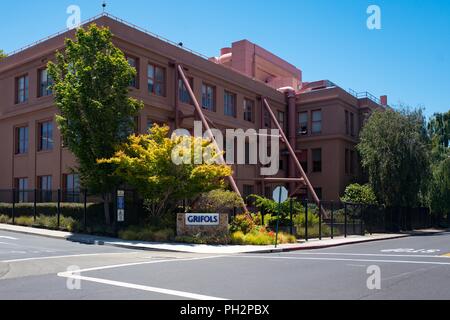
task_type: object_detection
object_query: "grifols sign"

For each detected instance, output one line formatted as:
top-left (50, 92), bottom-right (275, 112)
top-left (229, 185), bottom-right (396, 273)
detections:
top-left (185, 214), bottom-right (220, 226)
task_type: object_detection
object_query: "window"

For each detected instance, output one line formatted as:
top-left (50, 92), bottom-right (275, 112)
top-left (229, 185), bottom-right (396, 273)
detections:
top-left (350, 113), bottom-right (355, 137)
top-left (16, 75), bottom-right (29, 104)
top-left (298, 112), bottom-right (308, 135)
top-left (224, 91), bottom-right (236, 117)
top-left (277, 111), bottom-right (285, 132)
top-left (126, 56), bottom-right (139, 88)
top-left (38, 69), bottom-right (52, 97)
top-left (313, 188), bottom-right (322, 201)
top-left (65, 174), bottom-right (80, 202)
top-left (201, 83), bottom-right (215, 111)
top-left (243, 185), bottom-right (255, 204)
top-left (264, 186), bottom-right (272, 198)
top-left (38, 121), bottom-right (53, 151)
top-left (299, 149), bottom-right (308, 173)
top-left (243, 99), bottom-right (254, 122)
top-left (312, 148), bottom-right (322, 172)
top-left (264, 110), bottom-right (271, 128)
top-left (148, 64), bottom-right (165, 96)
top-left (345, 110), bottom-right (349, 135)
top-left (279, 159), bottom-right (284, 171)
top-left (39, 176), bottom-right (52, 202)
top-left (146, 119), bottom-right (154, 132)
top-left (15, 178), bottom-right (28, 203)
top-left (350, 150), bottom-right (355, 174)
top-left (312, 110), bottom-right (322, 134)
top-left (16, 126), bottom-right (29, 154)
top-left (178, 77), bottom-right (193, 104)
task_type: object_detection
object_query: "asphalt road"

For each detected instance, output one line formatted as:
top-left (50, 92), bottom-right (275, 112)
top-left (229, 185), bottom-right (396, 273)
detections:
top-left (1, 230), bottom-right (450, 300)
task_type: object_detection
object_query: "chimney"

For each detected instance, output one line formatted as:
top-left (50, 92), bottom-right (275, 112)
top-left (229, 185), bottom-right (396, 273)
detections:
top-left (380, 95), bottom-right (388, 106)
top-left (220, 47), bottom-right (232, 56)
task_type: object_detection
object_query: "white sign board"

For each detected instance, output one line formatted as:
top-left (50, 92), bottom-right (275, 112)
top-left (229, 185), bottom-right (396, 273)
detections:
top-left (117, 209), bottom-right (125, 222)
top-left (273, 186), bottom-right (288, 204)
top-left (186, 213), bottom-right (220, 226)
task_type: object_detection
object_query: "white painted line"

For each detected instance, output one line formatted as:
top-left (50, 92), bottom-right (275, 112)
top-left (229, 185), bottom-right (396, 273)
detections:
top-left (1, 251), bottom-right (141, 263)
top-left (0, 236), bottom-right (18, 240)
top-left (60, 255), bottom-right (225, 274)
top-left (59, 274), bottom-right (227, 300)
top-left (57, 255), bottom-right (226, 300)
top-left (0, 242), bottom-right (13, 245)
top-left (283, 252), bottom-right (450, 259)
top-left (230, 255), bottom-right (450, 266)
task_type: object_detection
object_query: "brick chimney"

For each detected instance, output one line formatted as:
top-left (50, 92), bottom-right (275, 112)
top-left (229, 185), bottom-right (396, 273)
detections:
top-left (380, 95), bottom-right (388, 106)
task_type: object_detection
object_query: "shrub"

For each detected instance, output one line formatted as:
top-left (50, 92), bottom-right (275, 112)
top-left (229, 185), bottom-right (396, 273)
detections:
top-left (192, 189), bottom-right (243, 213)
top-left (0, 215), bottom-right (10, 224)
top-left (230, 231), bottom-right (245, 245)
top-left (175, 233), bottom-right (231, 245)
top-left (118, 226), bottom-right (174, 242)
top-left (230, 214), bottom-right (255, 234)
top-left (230, 227), bottom-right (296, 246)
top-left (8, 215), bottom-right (81, 232)
top-left (341, 183), bottom-right (378, 205)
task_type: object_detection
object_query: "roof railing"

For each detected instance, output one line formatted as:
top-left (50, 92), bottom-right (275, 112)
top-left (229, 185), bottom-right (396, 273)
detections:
top-left (348, 88), bottom-right (381, 105)
top-left (5, 12), bottom-right (211, 61)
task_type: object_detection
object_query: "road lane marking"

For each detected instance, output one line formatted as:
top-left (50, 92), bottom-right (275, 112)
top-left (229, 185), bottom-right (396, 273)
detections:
top-left (284, 252), bottom-right (450, 259)
top-left (59, 255), bottom-right (225, 274)
top-left (57, 255), bottom-right (227, 300)
top-left (1, 251), bottom-right (141, 263)
top-left (59, 274), bottom-right (227, 300)
top-left (230, 255), bottom-right (450, 266)
top-left (0, 236), bottom-right (18, 240)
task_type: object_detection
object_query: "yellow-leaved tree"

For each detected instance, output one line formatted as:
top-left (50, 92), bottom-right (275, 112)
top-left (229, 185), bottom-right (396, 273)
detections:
top-left (98, 125), bottom-right (232, 217)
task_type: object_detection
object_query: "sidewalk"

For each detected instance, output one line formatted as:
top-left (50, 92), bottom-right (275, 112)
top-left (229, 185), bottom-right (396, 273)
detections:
top-left (0, 223), bottom-right (439, 254)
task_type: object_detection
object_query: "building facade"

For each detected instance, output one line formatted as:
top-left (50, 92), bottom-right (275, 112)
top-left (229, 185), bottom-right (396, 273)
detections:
top-left (0, 14), bottom-right (385, 202)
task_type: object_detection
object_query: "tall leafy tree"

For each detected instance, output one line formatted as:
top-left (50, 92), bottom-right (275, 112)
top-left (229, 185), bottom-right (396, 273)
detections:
top-left (0, 50), bottom-right (6, 60)
top-left (358, 108), bottom-right (431, 208)
top-left (98, 125), bottom-right (233, 217)
top-left (48, 24), bottom-right (143, 224)
top-left (430, 158), bottom-right (450, 223)
top-left (428, 111), bottom-right (450, 163)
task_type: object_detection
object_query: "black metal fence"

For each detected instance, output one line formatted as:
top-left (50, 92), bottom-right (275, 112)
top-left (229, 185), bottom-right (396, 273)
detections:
top-left (0, 189), bottom-right (145, 236)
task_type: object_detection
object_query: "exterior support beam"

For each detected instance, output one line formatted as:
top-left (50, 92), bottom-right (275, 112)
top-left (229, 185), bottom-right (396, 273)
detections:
top-left (177, 65), bottom-right (248, 213)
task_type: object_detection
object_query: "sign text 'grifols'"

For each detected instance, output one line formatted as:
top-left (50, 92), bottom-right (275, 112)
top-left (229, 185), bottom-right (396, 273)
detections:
top-left (185, 213), bottom-right (220, 226)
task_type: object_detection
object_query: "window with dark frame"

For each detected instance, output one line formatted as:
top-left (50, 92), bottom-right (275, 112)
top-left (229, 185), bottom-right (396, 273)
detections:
top-left (243, 185), bottom-right (255, 205)
top-left (299, 149), bottom-right (308, 173)
top-left (126, 56), bottom-right (139, 88)
top-left (16, 75), bottom-right (29, 104)
top-left (147, 64), bottom-right (165, 96)
top-left (312, 110), bottom-right (322, 134)
top-left (15, 178), bottom-right (28, 203)
top-left (38, 69), bottom-right (53, 97)
top-left (299, 112), bottom-right (308, 135)
top-left (264, 110), bottom-right (271, 128)
top-left (16, 126), bottom-right (29, 154)
top-left (350, 150), bottom-right (355, 174)
top-left (64, 173), bottom-right (80, 203)
top-left (201, 83), bottom-right (215, 111)
top-left (312, 148), bottom-right (322, 173)
top-left (350, 113), bottom-right (355, 137)
top-left (345, 110), bottom-right (349, 135)
top-left (224, 91), bottom-right (237, 117)
top-left (277, 111), bottom-right (285, 132)
top-left (39, 175), bottom-right (52, 202)
top-left (38, 121), bottom-right (54, 151)
top-left (243, 99), bottom-right (254, 122)
top-left (178, 77), bottom-right (193, 104)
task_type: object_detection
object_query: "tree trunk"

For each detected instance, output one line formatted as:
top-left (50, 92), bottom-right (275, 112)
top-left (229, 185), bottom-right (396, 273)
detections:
top-left (103, 193), bottom-right (111, 225)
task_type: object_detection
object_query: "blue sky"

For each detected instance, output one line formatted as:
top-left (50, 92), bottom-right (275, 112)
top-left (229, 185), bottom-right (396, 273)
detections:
top-left (1, 0), bottom-right (449, 118)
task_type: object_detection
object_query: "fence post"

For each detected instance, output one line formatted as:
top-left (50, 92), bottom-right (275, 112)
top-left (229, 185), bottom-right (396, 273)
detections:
top-left (344, 203), bottom-right (348, 238)
top-left (83, 189), bottom-right (88, 232)
top-left (57, 189), bottom-right (61, 229)
top-left (12, 189), bottom-right (16, 225)
top-left (330, 201), bottom-right (334, 239)
top-left (289, 198), bottom-right (293, 235)
top-left (33, 189), bottom-right (37, 223)
top-left (305, 200), bottom-right (308, 242)
top-left (318, 201), bottom-right (322, 240)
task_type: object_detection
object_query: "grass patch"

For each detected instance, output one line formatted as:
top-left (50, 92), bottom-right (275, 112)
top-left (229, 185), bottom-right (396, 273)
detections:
top-left (118, 226), bottom-right (175, 242)
top-left (231, 226), bottom-right (296, 246)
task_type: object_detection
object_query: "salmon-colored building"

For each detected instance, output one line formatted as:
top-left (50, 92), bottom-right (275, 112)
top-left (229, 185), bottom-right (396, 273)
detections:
top-left (0, 14), bottom-right (386, 202)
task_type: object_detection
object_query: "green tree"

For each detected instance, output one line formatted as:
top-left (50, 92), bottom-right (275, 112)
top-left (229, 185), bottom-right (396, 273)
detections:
top-left (0, 50), bottom-right (6, 60)
top-left (341, 183), bottom-right (378, 205)
top-left (429, 158), bottom-right (450, 223)
top-left (48, 24), bottom-right (143, 224)
top-left (428, 111), bottom-right (450, 164)
top-left (358, 108), bottom-right (431, 208)
top-left (98, 125), bottom-right (233, 218)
